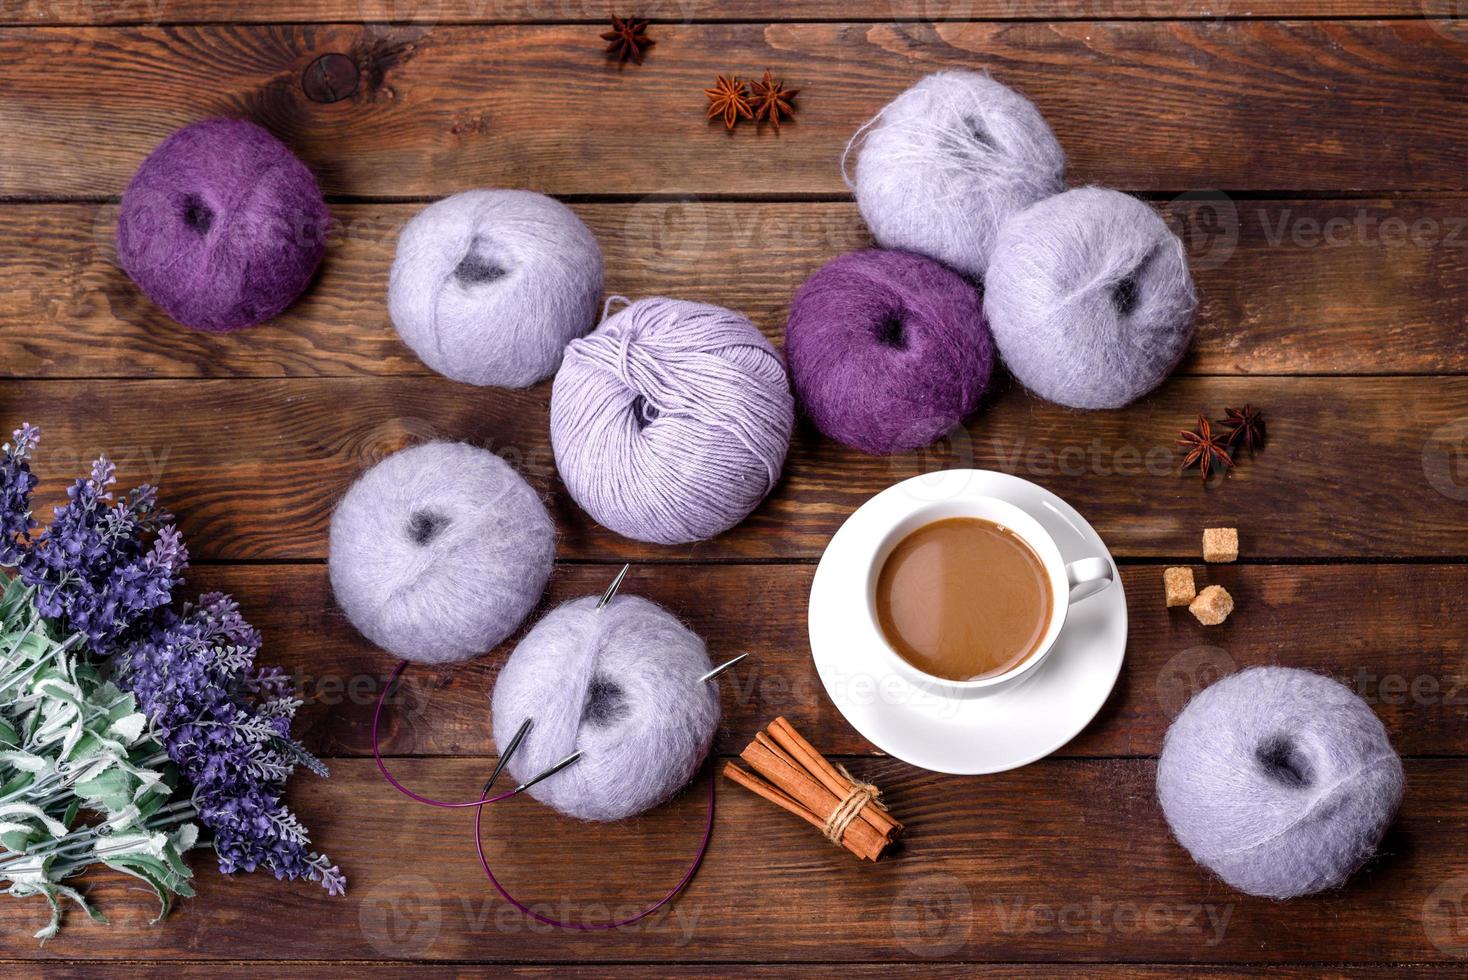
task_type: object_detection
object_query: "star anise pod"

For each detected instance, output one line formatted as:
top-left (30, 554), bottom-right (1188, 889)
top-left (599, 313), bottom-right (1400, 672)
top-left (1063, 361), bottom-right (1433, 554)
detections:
top-left (704, 74), bottom-right (752, 130)
top-left (749, 70), bottom-right (798, 130)
top-left (601, 14), bottom-right (653, 64)
top-left (1178, 414), bottom-right (1234, 481)
top-left (1220, 404), bottom-right (1266, 452)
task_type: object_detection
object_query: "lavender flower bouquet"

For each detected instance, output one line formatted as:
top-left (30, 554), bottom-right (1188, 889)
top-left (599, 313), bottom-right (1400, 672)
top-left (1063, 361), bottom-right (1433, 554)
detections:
top-left (0, 424), bottom-right (341, 937)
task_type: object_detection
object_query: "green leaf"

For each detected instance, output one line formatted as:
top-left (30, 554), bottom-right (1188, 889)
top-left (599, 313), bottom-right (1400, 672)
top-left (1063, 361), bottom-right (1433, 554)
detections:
top-left (2, 829), bottom-right (36, 851)
top-left (100, 855), bottom-right (180, 925)
top-left (161, 836), bottom-right (197, 881)
top-left (0, 770), bottom-right (35, 797)
top-left (75, 770), bottom-right (136, 812)
top-left (0, 751), bottom-right (49, 775)
top-left (106, 712), bottom-right (147, 744)
top-left (0, 803), bottom-right (69, 837)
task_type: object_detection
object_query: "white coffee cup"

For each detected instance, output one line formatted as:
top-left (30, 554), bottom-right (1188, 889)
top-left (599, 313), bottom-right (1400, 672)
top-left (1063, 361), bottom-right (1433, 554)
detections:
top-left (864, 494), bottom-right (1113, 698)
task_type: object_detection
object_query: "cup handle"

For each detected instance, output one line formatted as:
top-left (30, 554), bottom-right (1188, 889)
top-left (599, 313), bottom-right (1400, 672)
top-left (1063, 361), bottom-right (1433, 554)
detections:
top-left (1065, 557), bottom-right (1114, 603)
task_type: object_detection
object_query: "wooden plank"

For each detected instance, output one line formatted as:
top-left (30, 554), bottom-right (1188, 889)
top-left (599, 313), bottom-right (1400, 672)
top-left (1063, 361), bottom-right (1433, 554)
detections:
top-left (195, 562), bottom-right (1468, 760)
top-left (0, 1), bottom-right (1447, 26)
top-left (6, 197), bottom-right (1467, 379)
top-left (0, 965), bottom-right (1444, 977)
top-left (7, 375), bottom-right (1468, 561)
top-left (0, 757), bottom-right (1463, 961)
top-left (2, 21), bottom-right (1467, 197)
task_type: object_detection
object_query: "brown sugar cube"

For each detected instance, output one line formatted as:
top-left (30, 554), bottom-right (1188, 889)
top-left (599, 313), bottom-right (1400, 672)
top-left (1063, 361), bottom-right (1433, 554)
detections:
top-left (1190, 585), bottom-right (1234, 626)
top-left (1203, 527), bottom-right (1239, 563)
top-left (1164, 567), bottom-right (1197, 607)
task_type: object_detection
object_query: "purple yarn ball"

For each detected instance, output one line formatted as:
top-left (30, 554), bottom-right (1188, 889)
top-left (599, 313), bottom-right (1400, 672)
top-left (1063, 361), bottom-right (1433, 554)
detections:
top-left (551, 297), bottom-right (794, 545)
top-left (491, 594), bottom-right (719, 821)
top-left (785, 249), bottom-right (993, 455)
top-left (1157, 667), bottom-right (1404, 899)
top-left (117, 118), bottom-right (329, 332)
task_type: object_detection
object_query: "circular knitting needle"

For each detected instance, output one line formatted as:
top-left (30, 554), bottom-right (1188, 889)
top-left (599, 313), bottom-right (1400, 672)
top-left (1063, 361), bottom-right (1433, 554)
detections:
top-left (482, 717), bottom-right (533, 793)
top-left (597, 563), bottom-right (631, 610)
top-left (698, 652), bottom-right (748, 685)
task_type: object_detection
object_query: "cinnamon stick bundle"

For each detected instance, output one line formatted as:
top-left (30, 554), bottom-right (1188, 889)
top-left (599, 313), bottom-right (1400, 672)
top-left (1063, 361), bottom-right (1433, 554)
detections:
top-left (723, 716), bottom-right (902, 861)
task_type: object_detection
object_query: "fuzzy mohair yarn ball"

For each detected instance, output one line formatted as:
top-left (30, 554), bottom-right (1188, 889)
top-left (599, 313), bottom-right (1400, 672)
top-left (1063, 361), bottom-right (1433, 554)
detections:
top-left (1157, 667), bottom-right (1404, 900)
top-left (550, 297), bottom-right (794, 545)
top-left (786, 249), bottom-right (993, 455)
top-left (328, 442), bottom-right (555, 664)
top-left (388, 190), bottom-right (604, 388)
top-left (849, 70), bottom-right (1065, 280)
top-left (984, 187), bottom-right (1197, 410)
top-left (116, 118), bottom-right (328, 332)
top-left (491, 594), bottom-right (719, 821)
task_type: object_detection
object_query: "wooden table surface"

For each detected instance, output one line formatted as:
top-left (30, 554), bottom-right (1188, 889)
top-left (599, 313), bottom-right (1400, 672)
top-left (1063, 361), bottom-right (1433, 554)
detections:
top-left (3, 1), bottom-right (1468, 974)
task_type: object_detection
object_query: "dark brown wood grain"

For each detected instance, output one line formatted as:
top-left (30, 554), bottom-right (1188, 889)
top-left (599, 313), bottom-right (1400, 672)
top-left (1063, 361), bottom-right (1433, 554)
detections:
top-left (191, 561), bottom-right (1468, 760)
top-left (5, 375), bottom-right (1468, 561)
top-left (0, 1), bottom-right (1449, 25)
top-left (0, 757), bottom-right (1463, 962)
top-left (5, 198), bottom-right (1467, 379)
top-left (2, 21), bottom-right (1466, 197)
top-left (0, 968), bottom-right (1446, 979)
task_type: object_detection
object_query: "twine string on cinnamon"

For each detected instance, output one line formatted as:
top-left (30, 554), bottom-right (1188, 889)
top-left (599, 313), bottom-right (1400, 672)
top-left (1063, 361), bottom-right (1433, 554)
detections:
top-left (725, 716), bottom-right (902, 861)
top-left (822, 777), bottom-right (880, 846)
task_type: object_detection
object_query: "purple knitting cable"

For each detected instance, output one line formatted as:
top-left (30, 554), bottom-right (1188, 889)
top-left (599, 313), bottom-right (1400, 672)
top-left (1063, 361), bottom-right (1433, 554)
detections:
top-left (373, 660), bottom-right (518, 808)
top-left (474, 762), bottom-right (716, 931)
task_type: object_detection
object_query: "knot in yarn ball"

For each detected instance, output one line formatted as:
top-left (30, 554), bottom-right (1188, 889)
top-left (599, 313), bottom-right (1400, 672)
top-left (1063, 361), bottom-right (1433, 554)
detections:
top-left (491, 595), bottom-right (720, 821)
top-left (849, 70), bottom-right (1064, 280)
top-left (389, 190), bottom-right (604, 388)
top-left (329, 442), bottom-right (555, 664)
top-left (786, 249), bottom-right (993, 455)
top-left (117, 118), bottom-right (329, 332)
top-left (1157, 666), bottom-right (1404, 899)
top-left (550, 297), bottom-right (794, 545)
top-left (985, 187), bottom-right (1197, 410)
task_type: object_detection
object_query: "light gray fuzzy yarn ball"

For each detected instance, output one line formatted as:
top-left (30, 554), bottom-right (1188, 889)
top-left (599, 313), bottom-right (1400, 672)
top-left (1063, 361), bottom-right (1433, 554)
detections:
top-left (1157, 667), bottom-right (1404, 900)
top-left (491, 595), bottom-right (719, 822)
top-left (849, 70), bottom-right (1065, 280)
top-left (388, 189), bottom-right (604, 388)
top-left (328, 442), bottom-right (555, 664)
top-left (984, 187), bottom-right (1197, 409)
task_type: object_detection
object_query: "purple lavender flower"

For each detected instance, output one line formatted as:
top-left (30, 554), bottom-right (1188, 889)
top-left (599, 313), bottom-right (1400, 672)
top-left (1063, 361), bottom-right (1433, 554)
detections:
top-left (3, 424), bottom-right (343, 899)
top-left (19, 454), bottom-right (187, 651)
top-left (116, 594), bottom-right (343, 895)
top-left (0, 424), bottom-right (39, 565)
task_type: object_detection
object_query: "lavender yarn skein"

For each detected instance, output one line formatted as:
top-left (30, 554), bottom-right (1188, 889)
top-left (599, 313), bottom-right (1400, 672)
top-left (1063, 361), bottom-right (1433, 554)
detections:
top-left (1157, 667), bottom-right (1404, 899)
top-left (985, 187), bottom-right (1197, 410)
top-left (491, 595), bottom-right (719, 821)
top-left (786, 249), bottom-right (993, 455)
top-left (117, 118), bottom-right (328, 332)
top-left (389, 190), bottom-right (604, 388)
top-left (328, 442), bottom-right (555, 664)
top-left (550, 297), bottom-right (794, 545)
top-left (848, 71), bottom-right (1065, 280)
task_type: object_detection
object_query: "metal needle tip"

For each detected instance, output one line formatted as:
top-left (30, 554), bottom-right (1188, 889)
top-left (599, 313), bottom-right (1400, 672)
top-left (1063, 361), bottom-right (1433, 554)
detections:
top-left (597, 564), bottom-right (631, 610)
top-left (513, 750), bottom-right (583, 795)
top-left (482, 717), bottom-right (533, 795)
top-left (698, 652), bottom-right (748, 684)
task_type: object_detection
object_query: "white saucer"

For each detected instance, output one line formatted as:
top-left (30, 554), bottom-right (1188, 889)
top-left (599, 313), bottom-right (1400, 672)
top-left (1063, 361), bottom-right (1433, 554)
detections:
top-left (808, 470), bottom-right (1128, 775)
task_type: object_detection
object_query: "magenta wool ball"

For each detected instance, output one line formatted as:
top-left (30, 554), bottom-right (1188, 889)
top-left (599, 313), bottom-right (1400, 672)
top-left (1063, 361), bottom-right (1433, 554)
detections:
top-left (785, 249), bottom-right (993, 454)
top-left (116, 118), bottom-right (329, 332)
